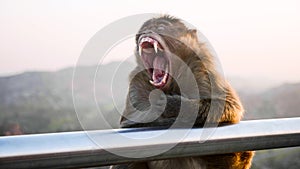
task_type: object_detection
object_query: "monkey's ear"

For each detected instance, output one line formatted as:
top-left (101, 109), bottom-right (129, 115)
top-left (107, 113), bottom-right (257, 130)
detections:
top-left (189, 29), bottom-right (197, 36)
top-left (190, 29), bottom-right (197, 33)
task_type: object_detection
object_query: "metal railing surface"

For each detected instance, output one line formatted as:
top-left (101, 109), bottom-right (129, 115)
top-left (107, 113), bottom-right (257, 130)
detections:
top-left (0, 117), bottom-right (300, 169)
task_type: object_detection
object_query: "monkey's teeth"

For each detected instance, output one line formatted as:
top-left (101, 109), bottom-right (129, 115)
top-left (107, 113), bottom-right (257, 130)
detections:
top-left (165, 66), bottom-right (169, 73)
top-left (162, 72), bottom-right (167, 84)
top-left (149, 80), bottom-right (155, 85)
top-left (149, 80), bottom-right (161, 86)
top-left (149, 68), bottom-right (168, 87)
top-left (154, 41), bottom-right (158, 53)
top-left (139, 47), bottom-right (142, 56)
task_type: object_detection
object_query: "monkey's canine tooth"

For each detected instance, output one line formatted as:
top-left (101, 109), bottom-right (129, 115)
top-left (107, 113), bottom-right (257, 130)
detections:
top-left (150, 80), bottom-right (161, 86)
top-left (162, 74), bottom-right (167, 84)
top-left (139, 47), bottom-right (142, 56)
top-left (165, 66), bottom-right (169, 73)
top-left (154, 41), bottom-right (158, 53)
top-left (149, 80), bottom-right (155, 85)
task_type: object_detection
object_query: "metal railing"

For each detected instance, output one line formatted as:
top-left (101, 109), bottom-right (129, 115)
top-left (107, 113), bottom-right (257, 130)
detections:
top-left (0, 117), bottom-right (300, 169)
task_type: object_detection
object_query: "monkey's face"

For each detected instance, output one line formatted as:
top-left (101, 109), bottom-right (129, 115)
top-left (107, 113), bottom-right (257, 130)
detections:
top-left (136, 16), bottom-right (189, 89)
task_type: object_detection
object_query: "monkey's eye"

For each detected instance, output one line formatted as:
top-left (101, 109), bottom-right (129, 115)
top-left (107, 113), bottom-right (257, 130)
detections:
top-left (157, 26), bottom-right (165, 31)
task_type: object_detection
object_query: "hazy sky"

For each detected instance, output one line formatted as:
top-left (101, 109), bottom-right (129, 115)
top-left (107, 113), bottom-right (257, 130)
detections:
top-left (0, 0), bottom-right (299, 83)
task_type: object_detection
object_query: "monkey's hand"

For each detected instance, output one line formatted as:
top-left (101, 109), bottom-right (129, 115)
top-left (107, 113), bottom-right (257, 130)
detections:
top-left (149, 89), bottom-right (167, 115)
top-left (120, 89), bottom-right (167, 127)
top-left (148, 94), bottom-right (201, 127)
top-left (163, 94), bottom-right (201, 120)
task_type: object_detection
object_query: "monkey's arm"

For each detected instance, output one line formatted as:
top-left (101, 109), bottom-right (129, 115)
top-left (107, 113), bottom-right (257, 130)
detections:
top-left (121, 89), bottom-right (242, 128)
top-left (161, 93), bottom-right (243, 125)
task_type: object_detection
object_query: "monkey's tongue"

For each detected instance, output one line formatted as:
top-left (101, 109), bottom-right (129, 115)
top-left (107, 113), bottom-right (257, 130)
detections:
top-left (150, 56), bottom-right (168, 87)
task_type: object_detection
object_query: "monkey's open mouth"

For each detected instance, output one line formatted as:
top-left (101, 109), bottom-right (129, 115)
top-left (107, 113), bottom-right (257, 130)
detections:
top-left (138, 36), bottom-right (170, 88)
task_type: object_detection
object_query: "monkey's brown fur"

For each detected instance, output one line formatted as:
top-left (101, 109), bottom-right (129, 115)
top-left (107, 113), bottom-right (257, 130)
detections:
top-left (114, 15), bottom-right (254, 169)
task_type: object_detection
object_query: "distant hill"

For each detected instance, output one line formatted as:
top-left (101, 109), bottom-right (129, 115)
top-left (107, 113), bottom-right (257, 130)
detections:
top-left (0, 61), bottom-right (135, 134)
top-left (241, 83), bottom-right (300, 120)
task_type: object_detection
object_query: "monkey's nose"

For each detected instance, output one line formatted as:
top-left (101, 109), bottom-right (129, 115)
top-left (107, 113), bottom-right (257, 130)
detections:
top-left (141, 30), bottom-right (156, 35)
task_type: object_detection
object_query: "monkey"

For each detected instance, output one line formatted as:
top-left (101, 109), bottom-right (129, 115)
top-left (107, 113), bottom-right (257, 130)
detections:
top-left (112, 15), bottom-right (254, 169)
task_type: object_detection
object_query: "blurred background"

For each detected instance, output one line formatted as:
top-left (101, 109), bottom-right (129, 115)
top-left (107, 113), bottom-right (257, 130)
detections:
top-left (0, 0), bottom-right (299, 168)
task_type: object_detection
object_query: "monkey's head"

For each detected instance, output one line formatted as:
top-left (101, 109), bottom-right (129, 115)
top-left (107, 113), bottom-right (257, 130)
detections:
top-left (135, 15), bottom-right (201, 90)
